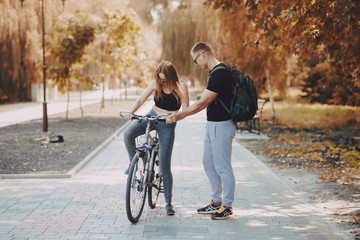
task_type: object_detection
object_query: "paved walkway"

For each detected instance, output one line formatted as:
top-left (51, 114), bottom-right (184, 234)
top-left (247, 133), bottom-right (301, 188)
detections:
top-left (0, 104), bottom-right (353, 239)
top-left (0, 88), bottom-right (138, 128)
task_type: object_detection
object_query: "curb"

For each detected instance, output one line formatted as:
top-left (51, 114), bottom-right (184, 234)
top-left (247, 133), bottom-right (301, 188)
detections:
top-left (235, 131), bottom-right (270, 140)
top-left (66, 121), bottom-right (131, 176)
top-left (0, 121), bottom-right (131, 180)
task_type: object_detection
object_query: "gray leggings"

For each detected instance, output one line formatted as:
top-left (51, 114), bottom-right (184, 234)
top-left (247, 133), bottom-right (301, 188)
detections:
top-left (202, 120), bottom-right (236, 207)
top-left (123, 109), bottom-right (176, 204)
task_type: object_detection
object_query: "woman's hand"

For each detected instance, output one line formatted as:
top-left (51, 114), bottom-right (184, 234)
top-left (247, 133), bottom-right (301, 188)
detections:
top-left (120, 111), bottom-right (133, 120)
top-left (124, 112), bottom-right (133, 120)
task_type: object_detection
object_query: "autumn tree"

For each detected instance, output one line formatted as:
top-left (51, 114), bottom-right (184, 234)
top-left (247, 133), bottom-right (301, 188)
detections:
top-left (0, 0), bottom-right (39, 103)
top-left (135, 0), bottom-right (215, 85)
top-left (132, 0), bottom-right (287, 100)
top-left (95, 9), bottom-right (141, 107)
top-left (47, 10), bottom-right (96, 119)
top-left (203, 0), bottom-right (360, 105)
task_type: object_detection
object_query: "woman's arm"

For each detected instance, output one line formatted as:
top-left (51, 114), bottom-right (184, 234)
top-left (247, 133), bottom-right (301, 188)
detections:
top-left (125, 80), bottom-right (155, 118)
top-left (181, 81), bottom-right (190, 110)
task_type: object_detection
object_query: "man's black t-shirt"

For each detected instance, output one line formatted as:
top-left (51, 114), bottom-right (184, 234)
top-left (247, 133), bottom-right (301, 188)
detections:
top-left (206, 64), bottom-right (233, 121)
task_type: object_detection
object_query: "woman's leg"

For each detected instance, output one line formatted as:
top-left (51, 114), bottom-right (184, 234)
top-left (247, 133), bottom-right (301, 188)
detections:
top-left (123, 119), bottom-right (147, 163)
top-left (155, 121), bottom-right (176, 205)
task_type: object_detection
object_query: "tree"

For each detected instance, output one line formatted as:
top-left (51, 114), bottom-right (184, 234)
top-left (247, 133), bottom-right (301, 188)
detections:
top-left (48, 10), bottom-right (96, 119)
top-left (0, 0), bottom-right (39, 103)
top-left (71, 60), bottom-right (95, 117)
top-left (203, 0), bottom-right (360, 105)
top-left (95, 8), bottom-right (141, 107)
top-left (133, 0), bottom-right (289, 99)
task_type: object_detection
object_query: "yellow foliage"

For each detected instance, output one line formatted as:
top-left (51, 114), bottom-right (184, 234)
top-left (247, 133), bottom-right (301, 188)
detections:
top-left (328, 146), bottom-right (346, 155)
top-left (340, 150), bottom-right (360, 168)
top-left (308, 155), bottom-right (324, 162)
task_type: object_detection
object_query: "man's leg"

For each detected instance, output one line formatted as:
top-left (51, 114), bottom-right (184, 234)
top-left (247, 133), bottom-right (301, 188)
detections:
top-left (211, 120), bottom-right (236, 207)
top-left (202, 122), bottom-right (222, 203)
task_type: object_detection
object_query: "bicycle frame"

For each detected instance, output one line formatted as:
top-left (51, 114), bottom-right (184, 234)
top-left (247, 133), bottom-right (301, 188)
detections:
top-left (121, 111), bottom-right (167, 188)
top-left (137, 132), bottom-right (158, 189)
top-left (121, 111), bottom-right (168, 223)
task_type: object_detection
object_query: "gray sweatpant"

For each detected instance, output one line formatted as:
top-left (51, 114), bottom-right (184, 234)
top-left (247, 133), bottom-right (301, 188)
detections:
top-left (202, 120), bottom-right (236, 207)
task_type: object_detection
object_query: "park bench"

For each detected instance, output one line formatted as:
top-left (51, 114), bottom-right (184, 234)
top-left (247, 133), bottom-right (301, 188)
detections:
top-left (237, 99), bottom-right (266, 135)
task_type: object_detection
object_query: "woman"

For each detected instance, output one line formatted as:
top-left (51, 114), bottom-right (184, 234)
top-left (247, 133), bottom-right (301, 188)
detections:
top-left (123, 61), bottom-right (189, 215)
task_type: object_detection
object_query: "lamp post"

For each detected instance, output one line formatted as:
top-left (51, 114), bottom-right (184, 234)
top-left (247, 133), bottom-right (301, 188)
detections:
top-left (20, 0), bottom-right (65, 132)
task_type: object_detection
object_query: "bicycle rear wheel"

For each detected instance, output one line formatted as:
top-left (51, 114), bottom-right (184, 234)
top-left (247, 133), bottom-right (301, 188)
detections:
top-left (148, 152), bottom-right (163, 209)
top-left (125, 154), bottom-right (147, 223)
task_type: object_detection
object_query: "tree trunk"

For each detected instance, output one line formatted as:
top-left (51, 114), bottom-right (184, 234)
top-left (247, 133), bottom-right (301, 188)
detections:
top-left (79, 89), bottom-right (83, 117)
top-left (265, 68), bottom-right (276, 120)
top-left (99, 78), bottom-right (105, 111)
top-left (66, 78), bottom-right (70, 120)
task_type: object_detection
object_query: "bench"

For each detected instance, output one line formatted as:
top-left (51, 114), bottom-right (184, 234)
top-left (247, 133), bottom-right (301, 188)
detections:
top-left (236, 99), bottom-right (266, 135)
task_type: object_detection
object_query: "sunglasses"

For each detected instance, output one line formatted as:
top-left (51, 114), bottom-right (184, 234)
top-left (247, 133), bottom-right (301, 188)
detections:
top-left (193, 50), bottom-right (207, 64)
top-left (158, 72), bottom-right (167, 83)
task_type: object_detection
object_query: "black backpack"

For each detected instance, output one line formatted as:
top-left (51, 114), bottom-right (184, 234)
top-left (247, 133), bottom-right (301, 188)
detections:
top-left (211, 63), bottom-right (258, 122)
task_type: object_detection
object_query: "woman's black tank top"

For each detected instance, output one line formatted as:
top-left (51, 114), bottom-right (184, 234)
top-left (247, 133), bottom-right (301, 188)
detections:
top-left (154, 91), bottom-right (181, 111)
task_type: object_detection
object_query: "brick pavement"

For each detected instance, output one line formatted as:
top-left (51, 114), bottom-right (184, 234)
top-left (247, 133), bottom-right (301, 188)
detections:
top-left (0, 109), bottom-right (353, 240)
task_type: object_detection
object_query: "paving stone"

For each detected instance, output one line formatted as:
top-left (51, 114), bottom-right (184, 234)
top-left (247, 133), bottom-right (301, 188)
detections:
top-left (0, 109), bottom-right (353, 240)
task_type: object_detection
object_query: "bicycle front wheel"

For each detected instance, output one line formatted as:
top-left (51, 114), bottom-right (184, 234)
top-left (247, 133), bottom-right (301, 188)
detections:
top-left (148, 152), bottom-right (162, 209)
top-left (125, 154), bottom-right (147, 223)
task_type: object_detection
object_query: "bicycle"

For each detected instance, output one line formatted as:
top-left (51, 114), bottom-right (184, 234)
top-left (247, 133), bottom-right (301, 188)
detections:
top-left (120, 111), bottom-right (168, 223)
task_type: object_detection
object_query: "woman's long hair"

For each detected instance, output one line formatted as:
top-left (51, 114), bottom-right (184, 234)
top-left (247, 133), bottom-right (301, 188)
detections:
top-left (153, 61), bottom-right (183, 104)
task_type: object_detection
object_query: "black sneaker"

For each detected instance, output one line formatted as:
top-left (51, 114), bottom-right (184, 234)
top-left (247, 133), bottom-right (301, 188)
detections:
top-left (210, 204), bottom-right (233, 220)
top-left (197, 201), bottom-right (221, 214)
top-left (166, 204), bottom-right (175, 216)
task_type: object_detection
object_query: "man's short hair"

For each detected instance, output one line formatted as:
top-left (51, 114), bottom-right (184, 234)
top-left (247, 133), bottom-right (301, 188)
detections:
top-left (191, 42), bottom-right (211, 54)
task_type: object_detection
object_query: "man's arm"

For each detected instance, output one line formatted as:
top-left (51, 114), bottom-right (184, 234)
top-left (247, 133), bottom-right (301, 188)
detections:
top-left (171, 89), bottom-right (218, 122)
top-left (181, 81), bottom-right (190, 110)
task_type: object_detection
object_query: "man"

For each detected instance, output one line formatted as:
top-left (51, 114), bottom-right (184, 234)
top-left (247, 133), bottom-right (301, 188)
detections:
top-left (167, 42), bottom-right (236, 220)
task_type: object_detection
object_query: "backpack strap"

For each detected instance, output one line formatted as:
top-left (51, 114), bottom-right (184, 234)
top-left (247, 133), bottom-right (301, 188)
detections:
top-left (210, 63), bottom-right (235, 75)
top-left (217, 95), bottom-right (231, 114)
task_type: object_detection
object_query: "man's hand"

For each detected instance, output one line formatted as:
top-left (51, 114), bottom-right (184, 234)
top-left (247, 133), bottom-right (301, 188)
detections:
top-left (166, 111), bottom-right (187, 124)
top-left (166, 112), bottom-right (177, 124)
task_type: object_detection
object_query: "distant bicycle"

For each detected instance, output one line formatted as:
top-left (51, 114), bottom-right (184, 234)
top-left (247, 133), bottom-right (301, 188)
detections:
top-left (120, 111), bottom-right (168, 223)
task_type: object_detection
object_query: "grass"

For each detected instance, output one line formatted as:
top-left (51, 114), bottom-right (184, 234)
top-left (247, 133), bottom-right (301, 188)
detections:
top-left (264, 101), bottom-right (359, 129)
top-left (258, 100), bottom-right (360, 183)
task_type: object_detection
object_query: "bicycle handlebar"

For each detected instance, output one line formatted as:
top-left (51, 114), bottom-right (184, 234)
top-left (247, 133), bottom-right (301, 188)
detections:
top-left (119, 111), bottom-right (169, 122)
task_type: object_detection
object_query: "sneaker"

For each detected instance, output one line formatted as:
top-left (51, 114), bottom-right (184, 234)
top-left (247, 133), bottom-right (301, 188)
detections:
top-left (197, 201), bottom-right (221, 214)
top-left (165, 204), bottom-right (175, 216)
top-left (210, 204), bottom-right (233, 220)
